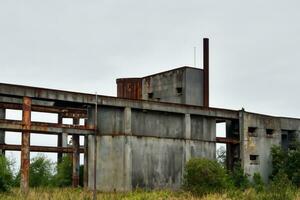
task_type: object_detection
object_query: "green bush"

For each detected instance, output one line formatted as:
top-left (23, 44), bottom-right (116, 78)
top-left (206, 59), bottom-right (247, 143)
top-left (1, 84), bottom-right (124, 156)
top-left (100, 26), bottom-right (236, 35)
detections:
top-left (183, 158), bottom-right (230, 195)
top-left (54, 155), bottom-right (72, 187)
top-left (252, 172), bottom-right (264, 192)
top-left (0, 155), bottom-right (14, 192)
top-left (229, 162), bottom-right (249, 190)
top-left (29, 154), bottom-right (54, 187)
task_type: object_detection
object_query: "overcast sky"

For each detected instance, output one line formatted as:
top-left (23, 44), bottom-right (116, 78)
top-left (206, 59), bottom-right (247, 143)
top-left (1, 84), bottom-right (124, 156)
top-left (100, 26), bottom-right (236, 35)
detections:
top-left (1, 1), bottom-right (300, 169)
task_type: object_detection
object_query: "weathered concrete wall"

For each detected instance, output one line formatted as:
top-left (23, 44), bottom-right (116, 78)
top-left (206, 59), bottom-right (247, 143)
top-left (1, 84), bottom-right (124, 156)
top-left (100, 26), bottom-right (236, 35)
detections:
top-left (185, 68), bottom-right (203, 106)
top-left (87, 105), bottom-right (216, 191)
top-left (142, 68), bottom-right (185, 104)
top-left (141, 67), bottom-right (204, 106)
top-left (240, 112), bottom-right (300, 183)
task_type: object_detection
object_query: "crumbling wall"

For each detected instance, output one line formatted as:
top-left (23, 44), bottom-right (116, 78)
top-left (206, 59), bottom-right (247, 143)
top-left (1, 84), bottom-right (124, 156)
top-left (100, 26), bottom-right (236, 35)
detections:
top-left (240, 112), bottom-right (300, 183)
top-left (87, 104), bottom-right (216, 191)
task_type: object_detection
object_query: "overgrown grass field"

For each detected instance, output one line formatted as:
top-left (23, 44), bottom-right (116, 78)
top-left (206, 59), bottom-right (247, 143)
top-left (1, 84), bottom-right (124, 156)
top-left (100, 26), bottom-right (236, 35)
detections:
top-left (2, 188), bottom-right (300, 200)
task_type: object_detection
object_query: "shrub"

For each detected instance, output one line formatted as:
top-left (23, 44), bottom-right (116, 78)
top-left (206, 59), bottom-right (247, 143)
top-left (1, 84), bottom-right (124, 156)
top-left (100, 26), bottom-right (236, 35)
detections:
top-left (29, 154), bottom-right (54, 187)
top-left (229, 162), bottom-right (249, 190)
top-left (252, 172), bottom-right (264, 192)
top-left (54, 155), bottom-right (72, 187)
top-left (183, 158), bottom-right (230, 196)
top-left (0, 155), bottom-right (14, 192)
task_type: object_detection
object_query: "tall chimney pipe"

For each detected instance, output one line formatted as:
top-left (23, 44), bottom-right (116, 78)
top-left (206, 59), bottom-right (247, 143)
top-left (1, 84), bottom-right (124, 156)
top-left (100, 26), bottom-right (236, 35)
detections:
top-left (203, 38), bottom-right (209, 107)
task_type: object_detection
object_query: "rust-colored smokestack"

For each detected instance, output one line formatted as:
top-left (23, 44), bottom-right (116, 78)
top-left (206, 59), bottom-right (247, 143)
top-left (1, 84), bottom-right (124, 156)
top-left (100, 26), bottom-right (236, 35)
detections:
top-left (203, 38), bottom-right (209, 107)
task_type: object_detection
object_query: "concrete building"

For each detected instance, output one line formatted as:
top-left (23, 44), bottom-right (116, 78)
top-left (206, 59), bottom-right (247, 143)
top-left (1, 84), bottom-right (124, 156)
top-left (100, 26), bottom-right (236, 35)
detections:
top-left (0, 38), bottom-right (298, 192)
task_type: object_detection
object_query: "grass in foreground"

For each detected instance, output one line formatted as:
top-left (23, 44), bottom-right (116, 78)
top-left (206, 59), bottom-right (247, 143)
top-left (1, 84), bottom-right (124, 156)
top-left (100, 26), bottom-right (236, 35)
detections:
top-left (3, 188), bottom-right (300, 200)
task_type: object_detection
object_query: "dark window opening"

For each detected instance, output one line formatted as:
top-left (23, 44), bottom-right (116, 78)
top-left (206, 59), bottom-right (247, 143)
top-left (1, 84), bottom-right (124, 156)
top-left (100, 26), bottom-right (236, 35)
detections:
top-left (250, 155), bottom-right (259, 165)
top-left (156, 98), bottom-right (161, 101)
top-left (176, 87), bottom-right (183, 96)
top-left (148, 92), bottom-right (153, 99)
top-left (266, 129), bottom-right (274, 137)
top-left (281, 133), bottom-right (288, 151)
top-left (248, 127), bottom-right (257, 137)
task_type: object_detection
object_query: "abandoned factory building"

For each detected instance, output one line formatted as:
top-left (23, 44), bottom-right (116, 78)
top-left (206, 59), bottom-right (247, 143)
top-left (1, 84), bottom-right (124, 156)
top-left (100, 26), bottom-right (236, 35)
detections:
top-left (0, 38), bottom-right (299, 192)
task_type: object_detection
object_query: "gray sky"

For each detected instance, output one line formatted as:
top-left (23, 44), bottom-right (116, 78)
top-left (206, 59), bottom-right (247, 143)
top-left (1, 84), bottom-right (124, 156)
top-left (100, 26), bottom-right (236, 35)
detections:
top-left (1, 1), bottom-right (300, 168)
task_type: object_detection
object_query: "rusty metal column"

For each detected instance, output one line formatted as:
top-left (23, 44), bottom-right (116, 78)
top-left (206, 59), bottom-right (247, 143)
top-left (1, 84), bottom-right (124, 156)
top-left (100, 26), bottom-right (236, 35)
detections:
top-left (83, 133), bottom-right (88, 188)
top-left (21, 97), bottom-right (31, 194)
top-left (72, 118), bottom-right (80, 187)
top-left (57, 114), bottom-right (63, 163)
top-left (203, 38), bottom-right (209, 107)
top-left (0, 109), bottom-right (5, 155)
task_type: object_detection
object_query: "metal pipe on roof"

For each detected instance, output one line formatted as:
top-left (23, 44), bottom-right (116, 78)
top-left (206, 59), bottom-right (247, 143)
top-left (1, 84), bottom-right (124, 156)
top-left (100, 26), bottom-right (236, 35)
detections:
top-left (203, 38), bottom-right (209, 107)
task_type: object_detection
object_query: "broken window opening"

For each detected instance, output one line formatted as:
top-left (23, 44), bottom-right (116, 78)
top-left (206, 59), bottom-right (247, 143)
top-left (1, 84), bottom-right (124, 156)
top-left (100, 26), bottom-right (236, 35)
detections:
top-left (148, 92), bottom-right (153, 99)
top-left (266, 129), bottom-right (274, 138)
top-left (176, 87), bottom-right (183, 96)
top-left (250, 155), bottom-right (259, 165)
top-left (248, 127), bottom-right (257, 137)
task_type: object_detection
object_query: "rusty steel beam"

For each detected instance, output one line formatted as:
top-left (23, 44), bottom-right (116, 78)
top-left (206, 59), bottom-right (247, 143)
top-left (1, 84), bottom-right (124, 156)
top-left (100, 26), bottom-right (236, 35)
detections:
top-left (216, 137), bottom-right (239, 144)
top-left (0, 119), bottom-right (94, 135)
top-left (0, 102), bottom-right (87, 118)
top-left (0, 109), bottom-right (5, 155)
top-left (0, 144), bottom-right (84, 153)
top-left (57, 114), bottom-right (63, 163)
top-left (203, 38), bottom-right (209, 108)
top-left (21, 97), bottom-right (31, 194)
top-left (83, 135), bottom-right (88, 188)
top-left (72, 118), bottom-right (80, 187)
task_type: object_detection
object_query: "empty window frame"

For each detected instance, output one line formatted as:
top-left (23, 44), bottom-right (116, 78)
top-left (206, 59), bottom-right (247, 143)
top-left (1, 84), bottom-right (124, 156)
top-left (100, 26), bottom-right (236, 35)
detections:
top-left (176, 87), bottom-right (183, 96)
top-left (248, 127), bottom-right (258, 137)
top-left (249, 155), bottom-right (259, 165)
top-left (148, 92), bottom-right (153, 99)
top-left (266, 129), bottom-right (274, 137)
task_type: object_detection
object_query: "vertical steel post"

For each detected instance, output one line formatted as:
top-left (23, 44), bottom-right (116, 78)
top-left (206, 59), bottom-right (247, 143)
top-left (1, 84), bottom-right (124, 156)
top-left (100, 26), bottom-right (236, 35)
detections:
top-left (0, 109), bottom-right (5, 155)
top-left (57, 113), bottom-right (63, 163)
top-left (21, 97), bottom-right (31, 194)
top-left (72, 118), bottom-right (80, 187)
top-left (83, 134), bottom-right (88, 188)
top-left (203, 38), bottom-right (209, 107)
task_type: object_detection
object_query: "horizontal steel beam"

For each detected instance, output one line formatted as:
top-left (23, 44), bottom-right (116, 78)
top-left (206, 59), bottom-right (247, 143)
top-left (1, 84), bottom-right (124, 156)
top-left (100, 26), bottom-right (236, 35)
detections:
top-left (0, 144), bottom-right (84, 153)
top-left (0, 119), bottom-right (94, 135)
top-left (0, 102), bottom-right (87, 118)
top-left (216, 137), bottom-right (239, 144)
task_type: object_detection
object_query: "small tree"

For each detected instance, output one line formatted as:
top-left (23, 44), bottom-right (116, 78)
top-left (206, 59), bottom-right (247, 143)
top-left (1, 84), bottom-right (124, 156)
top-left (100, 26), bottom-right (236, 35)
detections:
top-left (29, 154), bottom-right (54, 187)
top-left (54, 155), bottom-right (72, 187)
top-left (252, 172), bottom-right (264, 192)
top-left (183, 158), bottom-right (230, 196)
top-left (0, 155), bottom-right (14, 192)
top-left (230, 161), bottom-right (249, 190)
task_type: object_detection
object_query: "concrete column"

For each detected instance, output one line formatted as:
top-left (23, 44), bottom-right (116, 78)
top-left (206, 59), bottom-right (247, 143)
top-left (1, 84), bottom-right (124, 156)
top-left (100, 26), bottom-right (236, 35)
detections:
top-left (124, 107), bottom-right (131, 135)
top-left (0, 109), bottom-right (5, 155)
top-left (123, 107), bottom-right (132, 191)
top-left (72, 118), bottom-right (80, 187)
top-left (184, 114), bottom-right (191, 162)
top-left (21, 97), bottom-right (31, 194)
top-left (184, 114), bottom-right (191, 139)
top-left (123, 137), bottom-right (132, 191)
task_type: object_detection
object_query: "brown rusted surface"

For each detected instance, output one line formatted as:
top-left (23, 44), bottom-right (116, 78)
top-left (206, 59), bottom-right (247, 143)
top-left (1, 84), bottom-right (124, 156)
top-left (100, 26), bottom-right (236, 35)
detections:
top-left (83, 135), bottom-right (88, 188)
top-left (0, 119), bottom-right (94, 135)
top-left (21, 97), bottom-right (31, 194)
top-left (203, 38), bottom-right (209, 108)
top-left (216, 137), bottom-right (239, 144)
top-left (72, 118), bottom-right (80, 187)
top-left (0, 144), bottom-right (84, 153)
top-left (116, 78), bottom-right (142, 100)
top-left (57, 114), bottom-right (63, 163)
